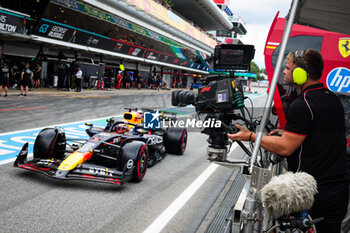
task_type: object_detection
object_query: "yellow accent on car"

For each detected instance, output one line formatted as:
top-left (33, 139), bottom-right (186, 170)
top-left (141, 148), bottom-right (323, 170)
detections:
top-left (58, 151), bottom-right (91, 171)
top-left (123, 111), bottom-right (142, 124)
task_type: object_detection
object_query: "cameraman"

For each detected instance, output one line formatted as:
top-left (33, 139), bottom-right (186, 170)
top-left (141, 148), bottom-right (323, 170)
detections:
top-left (227, 49), bottom-right (349, 233)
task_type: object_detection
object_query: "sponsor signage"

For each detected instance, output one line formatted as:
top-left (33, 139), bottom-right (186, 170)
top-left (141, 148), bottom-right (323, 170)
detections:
top-left (50, 0), bottom-right (214, 64)
top-left (0, 10), bottom-right (28, 34)
top-left (34, 19), bottom-right (208, 71)
top-left (37, 22), bottom-right (74, 41)
top-left (31, 0), bottom-right (209, 71)
top-left (35, 19), bottom-right (144, 58)
top-left (170, 45), bottom-right (187, 60)
top-left (51, 0), bottom-right (185, 49)
top-left (326, 67), bottom-right (350, 93)
top-left (339, 38), bottom-right (350, 58)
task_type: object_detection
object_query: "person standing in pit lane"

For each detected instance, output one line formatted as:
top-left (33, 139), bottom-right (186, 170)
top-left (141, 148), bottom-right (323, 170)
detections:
top-left (33, 64), bottom-right (41, 88)
top-left (125, 73), bottom-right (131, 89)
top-left (20, 63), bottom-right (33, 96)
top-left (0, 61), bottom-right (10, 97)
top-left (10, 62), bottom-right (19, 89)
top-left (156, 75), bottom-right (161, 91)
top-left (75, 66), bottom-right (82, 92)
top-left (137, 72), bottom-right (142, 90)
top-left (116, 71), bottom-right (123, 89)
top-left (58, 63), bottom-right (66, 89)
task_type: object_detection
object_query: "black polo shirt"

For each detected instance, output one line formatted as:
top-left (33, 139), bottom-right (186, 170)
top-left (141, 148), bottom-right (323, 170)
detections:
top-left (284, 83), bottom-right (349, 185)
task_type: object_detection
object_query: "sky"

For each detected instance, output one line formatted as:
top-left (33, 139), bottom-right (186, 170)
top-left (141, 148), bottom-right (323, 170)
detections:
top-left (229, 0), bottom-right (293, 69)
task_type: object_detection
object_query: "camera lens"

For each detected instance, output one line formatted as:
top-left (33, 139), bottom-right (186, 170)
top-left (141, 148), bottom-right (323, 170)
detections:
top-left (172, 90), bottom-right (194, 106)
top-left (171, 90), bottom-right (182, 106)
top-left (178, 91), bottom-right (194, 105)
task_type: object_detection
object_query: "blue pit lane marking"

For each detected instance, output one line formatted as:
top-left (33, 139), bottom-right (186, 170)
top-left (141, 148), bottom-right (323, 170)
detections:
top-left (0, 118), bottom-right (112, 164)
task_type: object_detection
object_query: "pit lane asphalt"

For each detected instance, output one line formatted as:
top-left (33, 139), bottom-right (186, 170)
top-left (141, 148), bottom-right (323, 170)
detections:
top-left (0, 88), bottom-right (175, 133)
top-left (0, 87), bottom-right (267, 233)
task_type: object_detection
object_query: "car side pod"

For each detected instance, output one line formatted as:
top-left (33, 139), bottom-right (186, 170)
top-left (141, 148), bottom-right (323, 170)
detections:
top-left (14, 143), bottom-right (29, 167)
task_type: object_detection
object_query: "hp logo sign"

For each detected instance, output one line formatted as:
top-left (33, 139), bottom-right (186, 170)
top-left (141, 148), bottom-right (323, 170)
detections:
top-left (326, 67), bottom-right (350, 93)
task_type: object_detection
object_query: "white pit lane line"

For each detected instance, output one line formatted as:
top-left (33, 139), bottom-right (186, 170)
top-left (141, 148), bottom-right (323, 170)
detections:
top-left (142, 143), bottom-right (239, 233)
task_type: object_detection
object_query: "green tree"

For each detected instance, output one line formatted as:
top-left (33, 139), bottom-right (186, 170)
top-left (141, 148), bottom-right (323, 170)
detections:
top-left (250, 62), bottom-right (267, 80)
top-left (250, 61), bottom-right (260, 74)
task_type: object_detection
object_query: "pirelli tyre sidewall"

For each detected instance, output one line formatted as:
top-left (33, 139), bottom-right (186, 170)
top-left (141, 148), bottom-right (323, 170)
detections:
top-left (33, 127), bottom-right (66, 159)
top-left (121, 141), bottom-right (148, 182)
top-left (164, 128), bottom-right (187, 155)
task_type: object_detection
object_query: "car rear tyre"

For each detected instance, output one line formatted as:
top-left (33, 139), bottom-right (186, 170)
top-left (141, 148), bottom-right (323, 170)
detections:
top-left (164, 128), bottom-right (187, 155)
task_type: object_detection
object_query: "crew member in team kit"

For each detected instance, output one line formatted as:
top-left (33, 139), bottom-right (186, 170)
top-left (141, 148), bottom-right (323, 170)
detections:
top-left (0, 61), bottom-right (10, 97)
top-left (20, 63), bottom-right (33, 96)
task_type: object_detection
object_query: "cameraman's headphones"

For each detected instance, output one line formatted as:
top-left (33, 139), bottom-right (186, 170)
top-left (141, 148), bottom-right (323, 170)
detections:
top-left (292, 50), bottom-right (308, 85)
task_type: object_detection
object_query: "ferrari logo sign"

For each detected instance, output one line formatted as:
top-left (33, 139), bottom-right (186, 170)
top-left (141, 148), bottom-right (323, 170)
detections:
top-left (339, 38), bottom-right (350, 58)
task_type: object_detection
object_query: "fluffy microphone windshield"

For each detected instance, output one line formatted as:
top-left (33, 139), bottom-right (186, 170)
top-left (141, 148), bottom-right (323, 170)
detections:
top-left (261, 172), bottom-right (318, 217)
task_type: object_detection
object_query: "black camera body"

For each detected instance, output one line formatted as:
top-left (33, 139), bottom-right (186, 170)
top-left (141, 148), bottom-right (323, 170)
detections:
top-left (171, 44), bottom-right (255, 161)
top-left (196, 78), bottom-right (241, 113)
top-left (172, 77), bottom-right (243, 113)
top-left (172, 44), bottom-right (255, 114)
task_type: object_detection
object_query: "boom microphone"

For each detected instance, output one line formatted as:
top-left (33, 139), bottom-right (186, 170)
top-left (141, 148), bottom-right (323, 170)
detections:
top-left (261, 172), bottom-right (318, 217)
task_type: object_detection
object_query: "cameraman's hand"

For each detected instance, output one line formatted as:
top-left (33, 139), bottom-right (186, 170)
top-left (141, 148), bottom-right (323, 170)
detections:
top-left (269, 129), bottom-right (284, 136)
top-left (227, 124), bottom-right (251, 141)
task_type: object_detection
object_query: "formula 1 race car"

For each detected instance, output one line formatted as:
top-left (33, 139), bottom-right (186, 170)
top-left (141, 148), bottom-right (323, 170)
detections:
top-left (14, 108), bottom-right (187, 186)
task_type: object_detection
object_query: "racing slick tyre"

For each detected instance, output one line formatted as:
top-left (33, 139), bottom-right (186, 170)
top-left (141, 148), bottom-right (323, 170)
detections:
top-left (164, 128), bottom-right (187, 155)
top-left (33, 127), bottom-right (66, 159)
top-left (121, 141), bottom-right (148, 183)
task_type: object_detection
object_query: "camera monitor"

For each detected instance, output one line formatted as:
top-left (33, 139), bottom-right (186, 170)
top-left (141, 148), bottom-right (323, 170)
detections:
top-left (214, 44), bottom-right (255, 71)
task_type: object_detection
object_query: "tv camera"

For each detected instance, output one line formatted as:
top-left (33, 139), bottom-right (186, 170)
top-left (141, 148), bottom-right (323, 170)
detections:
top-left (171, 44), bottom-right (255, 162)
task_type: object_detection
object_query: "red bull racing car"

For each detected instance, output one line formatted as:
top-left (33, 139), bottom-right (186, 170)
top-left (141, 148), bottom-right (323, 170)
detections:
top-left (14, 109), bottom-right (187, 186)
